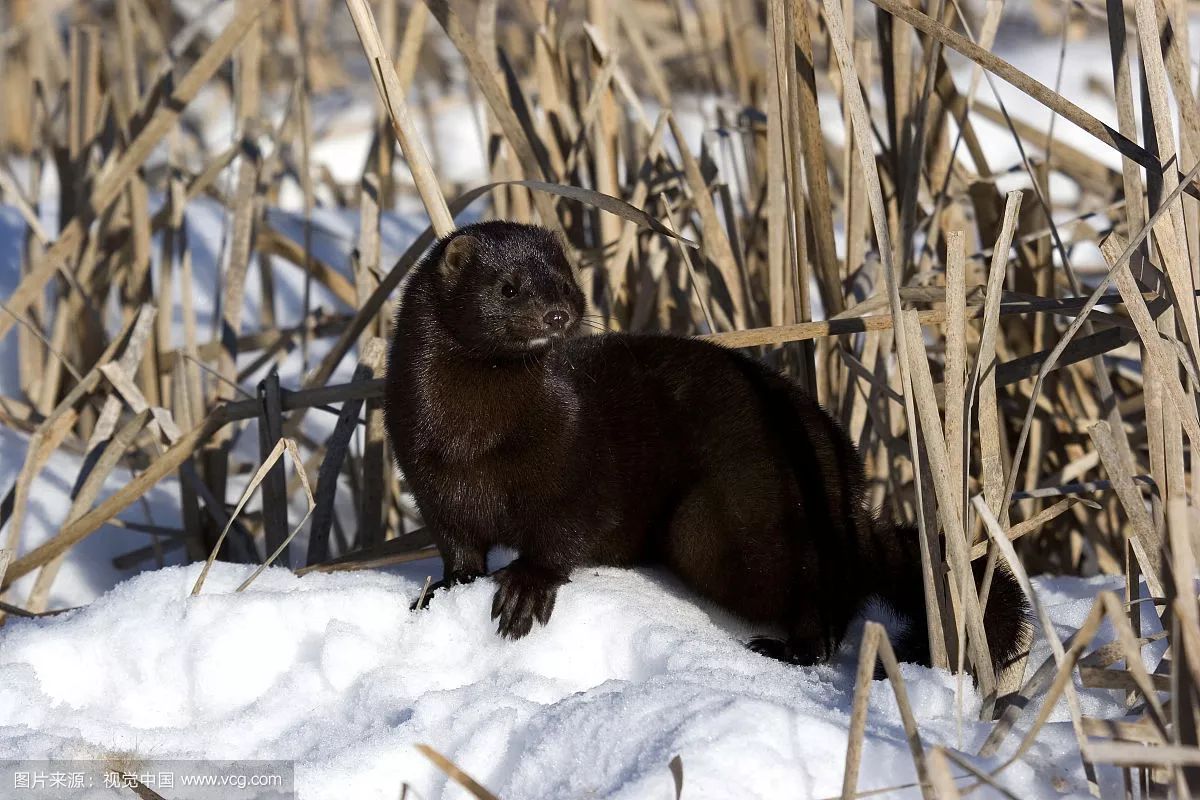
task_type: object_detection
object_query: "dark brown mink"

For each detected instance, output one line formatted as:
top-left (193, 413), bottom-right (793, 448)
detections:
top-left (384, 220), bottom-right (1030, 670)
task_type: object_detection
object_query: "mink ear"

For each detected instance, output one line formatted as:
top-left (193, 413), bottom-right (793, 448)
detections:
top-left (440, 234), bottom-right (477, 279)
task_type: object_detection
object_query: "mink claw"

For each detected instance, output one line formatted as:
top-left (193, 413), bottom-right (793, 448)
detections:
top-left (744, 636), bottom-right (830, 666)
top-left (746, 637), bottom-right (790, 660)
top-left (491, 580), bottom-right (535, 639)
top-left (410, 571), bottom-right (482, 612)
top-left (533, 588), bottom-right (556, 626)
top-left (490, 583), bottom-right (515, 623)
top-left (489, 562), bottom-right (563, 641)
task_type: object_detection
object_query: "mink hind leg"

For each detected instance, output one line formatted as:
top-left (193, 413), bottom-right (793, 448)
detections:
top-left (663, 478), bottom-right (849, 666)
top-left (746, 543), bottom-right (857, 666)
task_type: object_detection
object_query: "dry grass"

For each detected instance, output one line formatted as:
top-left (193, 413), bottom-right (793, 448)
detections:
top-left (0, 0), bottom-right (1198, 795)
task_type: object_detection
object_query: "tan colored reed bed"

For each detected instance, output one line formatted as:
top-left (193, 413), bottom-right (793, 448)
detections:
top-left (0, 0), bottom-right (1197, 794)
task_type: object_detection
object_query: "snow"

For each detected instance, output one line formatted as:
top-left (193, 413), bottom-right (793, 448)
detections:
top-left (0, 562), bottom-right (1146, 799)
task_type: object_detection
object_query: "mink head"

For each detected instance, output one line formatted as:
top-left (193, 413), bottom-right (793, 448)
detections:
top-left (427, 222), bottom-right (586, 357)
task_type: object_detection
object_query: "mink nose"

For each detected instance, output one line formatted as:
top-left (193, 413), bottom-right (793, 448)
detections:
top-left (543, 309), bottom-right (570, 329)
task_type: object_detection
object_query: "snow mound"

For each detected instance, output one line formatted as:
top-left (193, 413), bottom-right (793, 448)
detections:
top-left (0, 563), bottom-right (1113, 799)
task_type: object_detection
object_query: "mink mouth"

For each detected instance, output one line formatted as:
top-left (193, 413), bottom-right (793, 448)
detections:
top-left (509, 323), bottom-right (578, 352)
top-left (522, 330), bottom-right (569, 350)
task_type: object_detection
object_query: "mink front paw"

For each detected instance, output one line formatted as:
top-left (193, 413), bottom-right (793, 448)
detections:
top-left (409, 570), bottom-right (483, 612)
top-left (489, 561), bottom-right (567, 640)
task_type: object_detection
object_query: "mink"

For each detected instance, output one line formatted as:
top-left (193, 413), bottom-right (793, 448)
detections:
top-left (384, 221), bottom-right (1030, 670)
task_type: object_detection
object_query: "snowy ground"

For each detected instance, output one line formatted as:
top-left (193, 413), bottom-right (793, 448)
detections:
top-left (0, 562), bottom-right (1154, 799)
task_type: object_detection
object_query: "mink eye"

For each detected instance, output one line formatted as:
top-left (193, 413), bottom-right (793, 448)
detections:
top-left (501, 283), bottom-right (517, 298)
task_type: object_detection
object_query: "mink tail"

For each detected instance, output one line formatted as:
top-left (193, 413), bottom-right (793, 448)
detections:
top-left (869, 520), bottom-right (1032, 675)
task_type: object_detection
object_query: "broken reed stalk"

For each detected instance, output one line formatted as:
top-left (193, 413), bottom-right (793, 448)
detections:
top-left (0, 0), bottom-right (1199, 793)
top-left (343, 0), bottom-right (453, 236)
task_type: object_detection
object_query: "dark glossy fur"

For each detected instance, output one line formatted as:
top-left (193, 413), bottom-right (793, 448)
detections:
top-left (384, 221), bottom-right (1030, 669)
